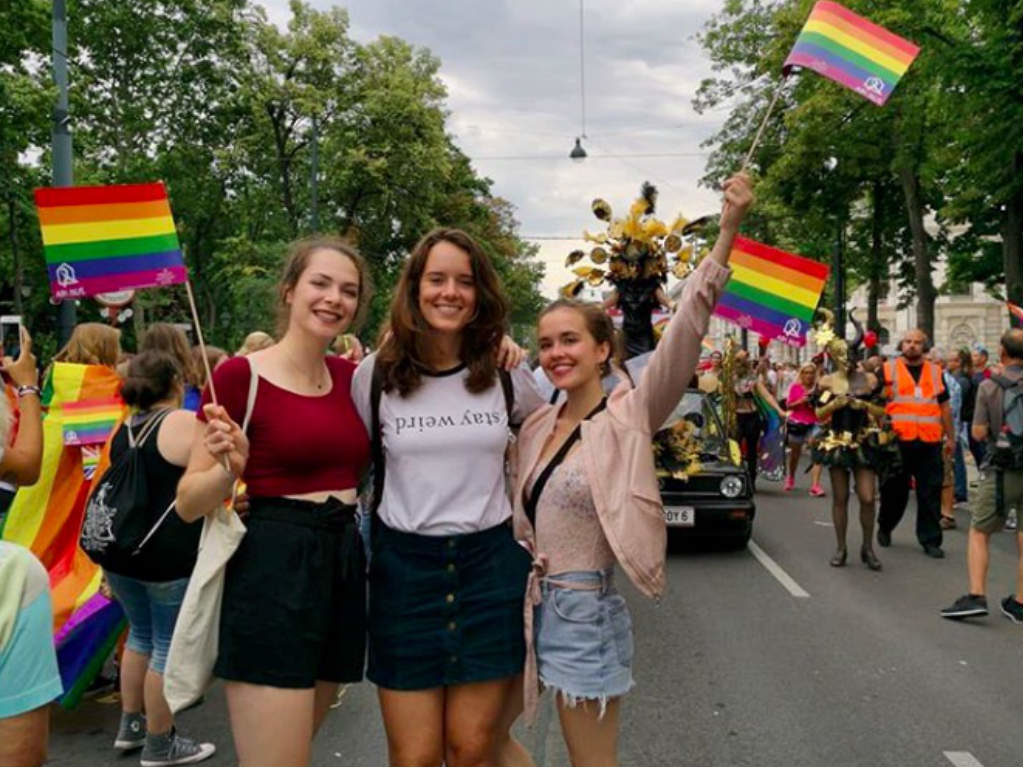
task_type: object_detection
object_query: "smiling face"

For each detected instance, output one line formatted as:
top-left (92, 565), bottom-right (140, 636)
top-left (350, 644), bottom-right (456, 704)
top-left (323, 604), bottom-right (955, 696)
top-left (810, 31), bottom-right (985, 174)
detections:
top-left (418, 240), bottom-right (477, 335)
top-left (284, 248), bottom-right (361, 341)
top-left (537, 306), bottom-right (610, 393)
top-left (799, 366), bottom-right (816, 387)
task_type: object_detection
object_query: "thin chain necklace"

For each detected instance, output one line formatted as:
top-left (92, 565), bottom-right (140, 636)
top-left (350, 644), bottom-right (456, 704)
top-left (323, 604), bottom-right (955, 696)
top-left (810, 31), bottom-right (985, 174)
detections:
top-left (281, 350), bottom-right (329, 391)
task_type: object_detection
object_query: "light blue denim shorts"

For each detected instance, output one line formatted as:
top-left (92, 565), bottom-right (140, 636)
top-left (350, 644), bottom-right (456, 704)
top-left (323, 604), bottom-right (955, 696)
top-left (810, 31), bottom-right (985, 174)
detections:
top-left (104, 572), bottom-right (188, 674)
top-left (534, 569), bottom-right (635, 708)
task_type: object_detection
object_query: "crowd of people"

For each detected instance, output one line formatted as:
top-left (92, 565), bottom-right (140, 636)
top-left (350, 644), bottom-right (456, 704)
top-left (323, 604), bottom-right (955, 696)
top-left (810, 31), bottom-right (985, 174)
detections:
top-left (0, 166), bottom-right (1019, 767)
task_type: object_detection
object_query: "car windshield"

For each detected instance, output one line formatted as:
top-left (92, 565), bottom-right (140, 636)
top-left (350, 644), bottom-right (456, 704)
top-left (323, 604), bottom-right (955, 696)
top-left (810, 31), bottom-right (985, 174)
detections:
top-left (660, 391), bottom-right (727, 457)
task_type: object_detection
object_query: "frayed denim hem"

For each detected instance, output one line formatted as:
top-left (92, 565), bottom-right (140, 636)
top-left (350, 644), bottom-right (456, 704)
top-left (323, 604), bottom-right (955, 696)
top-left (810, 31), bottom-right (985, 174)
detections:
top-left (540, 678), bottom-right (635, 720)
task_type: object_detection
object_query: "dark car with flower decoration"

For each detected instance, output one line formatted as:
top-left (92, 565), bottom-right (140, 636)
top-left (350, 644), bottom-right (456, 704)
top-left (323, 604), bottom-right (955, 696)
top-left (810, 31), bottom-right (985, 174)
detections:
top-left (652, 389), bottom-right (756, 548)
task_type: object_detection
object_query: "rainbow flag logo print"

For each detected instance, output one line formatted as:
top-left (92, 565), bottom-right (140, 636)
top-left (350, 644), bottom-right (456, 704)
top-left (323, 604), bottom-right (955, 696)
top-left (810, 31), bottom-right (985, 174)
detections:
top-left (34, 182), bottom-right (187, 300)
top-left (62, 396), bottom-right (124, 447)
top-left (783, 1), bottom-right (920, 106)
top-left (713, 236), bottom-right (829, 348)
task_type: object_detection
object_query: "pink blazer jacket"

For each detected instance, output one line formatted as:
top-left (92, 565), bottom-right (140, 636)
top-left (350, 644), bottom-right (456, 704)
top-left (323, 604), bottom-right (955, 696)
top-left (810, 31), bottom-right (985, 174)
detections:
top-left (512, 257), bottom-right (731, 598)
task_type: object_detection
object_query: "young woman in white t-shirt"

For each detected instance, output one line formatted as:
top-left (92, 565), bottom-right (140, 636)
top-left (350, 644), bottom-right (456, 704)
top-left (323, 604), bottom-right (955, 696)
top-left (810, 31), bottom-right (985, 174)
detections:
top-left (351, 228), bottom-right (544, 765)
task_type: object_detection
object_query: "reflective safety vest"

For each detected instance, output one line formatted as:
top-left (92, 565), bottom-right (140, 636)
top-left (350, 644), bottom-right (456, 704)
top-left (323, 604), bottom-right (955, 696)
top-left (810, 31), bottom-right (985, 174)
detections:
top-left (884, 358), bottom-right (943, 442)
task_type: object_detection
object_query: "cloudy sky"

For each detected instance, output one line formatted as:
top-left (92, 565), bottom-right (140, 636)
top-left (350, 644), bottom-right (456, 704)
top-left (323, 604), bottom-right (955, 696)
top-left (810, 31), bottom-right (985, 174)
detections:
top-left (264, 0), bottom-right (734, 297)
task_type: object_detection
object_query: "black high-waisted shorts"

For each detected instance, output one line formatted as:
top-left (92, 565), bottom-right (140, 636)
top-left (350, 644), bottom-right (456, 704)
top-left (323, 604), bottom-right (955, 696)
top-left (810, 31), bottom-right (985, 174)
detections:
top-left (367, 520), bottom-right (531, 690)
top-left (215, 496), bottom-right (366, 688)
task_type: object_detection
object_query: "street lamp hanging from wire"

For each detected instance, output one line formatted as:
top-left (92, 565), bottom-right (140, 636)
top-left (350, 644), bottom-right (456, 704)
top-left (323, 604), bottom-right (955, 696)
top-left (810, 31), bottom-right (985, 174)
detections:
top-left (569, 0), bottom-right (587, 161)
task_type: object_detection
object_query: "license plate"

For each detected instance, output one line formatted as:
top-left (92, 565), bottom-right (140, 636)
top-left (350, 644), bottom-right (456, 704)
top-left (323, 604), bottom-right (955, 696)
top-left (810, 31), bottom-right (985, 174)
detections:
top-left (664, 506), bottom-right (695, 526)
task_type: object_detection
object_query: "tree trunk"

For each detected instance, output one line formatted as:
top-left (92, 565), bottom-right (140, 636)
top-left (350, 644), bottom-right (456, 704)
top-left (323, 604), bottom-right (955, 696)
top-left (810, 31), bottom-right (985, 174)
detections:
top-left (7, 195), bottom-right (22, 315)
top-left (1004, 150), bottom-right (1023, 328)
top-left (898, 166), bottom-right (935, 339)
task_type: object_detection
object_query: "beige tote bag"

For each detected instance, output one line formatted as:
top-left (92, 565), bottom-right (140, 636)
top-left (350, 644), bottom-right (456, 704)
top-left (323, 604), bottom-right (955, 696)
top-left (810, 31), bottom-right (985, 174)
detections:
top-left (164, 358), bottom-right (258, 713)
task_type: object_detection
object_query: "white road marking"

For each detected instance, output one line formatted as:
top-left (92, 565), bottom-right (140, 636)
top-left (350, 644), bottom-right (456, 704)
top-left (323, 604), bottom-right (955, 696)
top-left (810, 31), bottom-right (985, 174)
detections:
top-left (813, 521), bottom-right (834, 526)
top-left (747, 540), bottom-right (810, 598)
top-left (944, 750), bottom-right (983, 766)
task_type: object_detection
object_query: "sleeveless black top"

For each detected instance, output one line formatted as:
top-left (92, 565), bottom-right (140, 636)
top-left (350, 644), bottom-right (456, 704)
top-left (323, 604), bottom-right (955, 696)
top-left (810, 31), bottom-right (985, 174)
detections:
top-left (107, 410), bottom-right (200, 581)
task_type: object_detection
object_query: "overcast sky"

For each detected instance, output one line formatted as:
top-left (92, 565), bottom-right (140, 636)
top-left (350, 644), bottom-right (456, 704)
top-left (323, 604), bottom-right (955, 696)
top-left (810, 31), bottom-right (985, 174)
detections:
top-left (263, 0), bottom-right (733, 297)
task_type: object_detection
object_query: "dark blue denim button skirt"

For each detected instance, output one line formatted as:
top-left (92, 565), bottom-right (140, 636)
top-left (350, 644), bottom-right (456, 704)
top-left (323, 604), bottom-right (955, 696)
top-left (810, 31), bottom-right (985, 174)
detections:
top-left (367, 520), bottom-right (531, 690)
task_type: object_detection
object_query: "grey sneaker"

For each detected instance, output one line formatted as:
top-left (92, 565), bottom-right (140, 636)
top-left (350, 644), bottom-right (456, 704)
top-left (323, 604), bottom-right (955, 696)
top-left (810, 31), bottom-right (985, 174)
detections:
top-left (114, 712), bottom-right (147, 750)
top-left (1001, 596), bottom-right (1023, 624)
top-left (940, 593), bottom-right (988, 619)
top-left (140, 729), bottom-right (216, 767)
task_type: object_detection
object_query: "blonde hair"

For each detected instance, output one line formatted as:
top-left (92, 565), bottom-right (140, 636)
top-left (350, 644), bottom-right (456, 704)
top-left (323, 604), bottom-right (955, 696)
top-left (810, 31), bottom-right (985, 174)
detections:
top-left (55, 323), bottom-right (121, 367)
top-left (236, 331), bottom-right (275, 357)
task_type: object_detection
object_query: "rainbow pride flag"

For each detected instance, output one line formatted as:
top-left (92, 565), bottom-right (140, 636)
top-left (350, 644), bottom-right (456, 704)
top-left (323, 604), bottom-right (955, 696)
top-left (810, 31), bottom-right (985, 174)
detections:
top-left (783, 1), bottom-right (920, 106)
top-left (34, 182), bottom-right (187, 300)
top-left (62, 396), bottom-right (124, 446)
top-left (1, 363), bottom-right (128, 707)
top-left (714, 236), bottom-right (829, 347)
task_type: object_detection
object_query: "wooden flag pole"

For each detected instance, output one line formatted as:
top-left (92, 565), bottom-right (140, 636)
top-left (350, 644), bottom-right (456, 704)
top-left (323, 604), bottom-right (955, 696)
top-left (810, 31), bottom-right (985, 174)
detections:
top-left (184, 279), bottom-right (218, 405)
top-left (184, 278), bottom-right (239, 480)
top-left (740, 79), bottom-right (786, 172)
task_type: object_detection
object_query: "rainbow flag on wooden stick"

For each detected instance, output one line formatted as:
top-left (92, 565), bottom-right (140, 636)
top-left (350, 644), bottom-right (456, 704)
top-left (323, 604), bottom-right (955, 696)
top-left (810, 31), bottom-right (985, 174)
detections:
top-left (34, 182), bottom-right (187, 300)
top-left (783, 1), bottom-right (920, 106)
top-left (713, 236), bottom-right (829, 347)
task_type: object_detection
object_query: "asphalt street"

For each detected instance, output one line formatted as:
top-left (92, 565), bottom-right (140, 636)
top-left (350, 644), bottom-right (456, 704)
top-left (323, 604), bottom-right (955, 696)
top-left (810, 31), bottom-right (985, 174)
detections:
top-left (46, 473), bottom-right (1022, 767)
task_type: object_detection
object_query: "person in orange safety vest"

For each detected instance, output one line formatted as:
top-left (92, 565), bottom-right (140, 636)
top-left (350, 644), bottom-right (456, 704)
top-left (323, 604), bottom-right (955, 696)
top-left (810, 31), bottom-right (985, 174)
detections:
top-left (877, 329), bottom-right (956, 558)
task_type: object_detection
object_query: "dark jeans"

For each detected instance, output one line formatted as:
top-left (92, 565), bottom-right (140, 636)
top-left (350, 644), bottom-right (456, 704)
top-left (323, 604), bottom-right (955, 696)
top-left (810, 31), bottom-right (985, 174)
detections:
top-left (953, 439), bottom-right (967, 502)
top-left (736, 411), bottom-right (763, 489)
top-left (878, 440), bottom-right (943, 548)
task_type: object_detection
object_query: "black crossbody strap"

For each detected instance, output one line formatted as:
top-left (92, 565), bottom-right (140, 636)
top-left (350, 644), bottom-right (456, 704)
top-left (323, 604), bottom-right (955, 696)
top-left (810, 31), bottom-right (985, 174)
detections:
top-left (370, 360), bottom-right (386, 516)
top-left (524, 398), bottom-right (606, 527)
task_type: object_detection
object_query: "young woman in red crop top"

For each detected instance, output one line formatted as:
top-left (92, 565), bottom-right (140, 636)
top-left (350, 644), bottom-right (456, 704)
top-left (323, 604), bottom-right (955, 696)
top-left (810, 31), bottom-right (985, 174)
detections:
top-left (176, 236), bottom-right (371, 766)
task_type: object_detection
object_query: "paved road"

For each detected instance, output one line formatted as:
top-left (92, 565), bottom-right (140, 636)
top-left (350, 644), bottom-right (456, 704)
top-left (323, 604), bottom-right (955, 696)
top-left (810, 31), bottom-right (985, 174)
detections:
top-left (47, 475), bottom-right (1022, 766)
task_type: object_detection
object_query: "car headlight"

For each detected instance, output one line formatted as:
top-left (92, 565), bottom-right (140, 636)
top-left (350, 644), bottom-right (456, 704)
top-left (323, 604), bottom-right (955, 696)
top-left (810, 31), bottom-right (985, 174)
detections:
top-left (720, 475), bottom-right (744, 498)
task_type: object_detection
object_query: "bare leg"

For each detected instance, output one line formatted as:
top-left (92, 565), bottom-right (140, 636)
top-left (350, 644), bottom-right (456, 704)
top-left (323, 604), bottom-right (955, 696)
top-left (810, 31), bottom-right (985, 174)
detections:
top-left (556, 695), bottom-right (621, 767)
top-left (828, 467), bottom-right (850, 564)
top-left (967, 527), bottom-right (991, 596)
top-left (1016, 533), bottom-right (1022, 602)
top-left (312, 681), bottom-right (341, 735)
top-left (120, 648), bottom-right (148, 715)
top-left (143, 669), bottom-right (173, 735)
top-left (0, 706), bottom-right (50, 766)
top-left (855, 467), bottom-right (881, 570)
top-left (444, 678), bottom-right (514, 766)
top-left (810, 462), bottom-right (823, 490)
top-left (377, 687), bottom-right (445, 766)
top-left (787, 442), bottom-right (802, 481)
top-left (495, 674), bottom-right (533, 767)
top-left (225, 681), bottom-right (316, 766)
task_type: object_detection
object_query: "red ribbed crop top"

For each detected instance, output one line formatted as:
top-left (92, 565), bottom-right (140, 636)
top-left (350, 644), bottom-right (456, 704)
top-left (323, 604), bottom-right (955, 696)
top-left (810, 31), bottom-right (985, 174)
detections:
top-left (198, 356), bottom-right (369, 497)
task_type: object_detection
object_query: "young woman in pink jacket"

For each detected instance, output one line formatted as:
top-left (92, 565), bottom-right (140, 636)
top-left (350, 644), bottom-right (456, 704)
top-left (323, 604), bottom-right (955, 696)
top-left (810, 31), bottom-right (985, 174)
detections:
top-left (511, 173), bottom-right (753, 765)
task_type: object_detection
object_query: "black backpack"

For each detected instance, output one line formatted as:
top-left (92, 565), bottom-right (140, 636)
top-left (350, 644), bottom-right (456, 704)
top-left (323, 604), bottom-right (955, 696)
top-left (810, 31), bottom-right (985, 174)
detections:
top-left (80, 410), bottom-right (178, 573)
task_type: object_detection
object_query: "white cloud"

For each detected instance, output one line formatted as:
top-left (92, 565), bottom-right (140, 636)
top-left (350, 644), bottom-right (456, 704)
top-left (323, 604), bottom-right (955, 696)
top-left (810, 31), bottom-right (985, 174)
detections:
top-left (260, 0), bottom-right (731, 296)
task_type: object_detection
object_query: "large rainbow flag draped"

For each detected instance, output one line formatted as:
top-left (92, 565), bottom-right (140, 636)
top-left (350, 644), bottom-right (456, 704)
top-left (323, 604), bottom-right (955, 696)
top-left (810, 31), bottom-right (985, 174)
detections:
top-left (1, 363), bottom-right (128, 708)
top-left (714, 236), bottom-right (829, 347)
top-left (34, 182), bottom-right (187, 300)
top-left (783, 1), bottom-right (920, 106)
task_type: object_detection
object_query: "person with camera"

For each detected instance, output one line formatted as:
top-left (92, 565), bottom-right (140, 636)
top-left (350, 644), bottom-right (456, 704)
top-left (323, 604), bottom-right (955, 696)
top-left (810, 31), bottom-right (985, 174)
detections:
top-left (941, 329), bottom-right (1023, 623)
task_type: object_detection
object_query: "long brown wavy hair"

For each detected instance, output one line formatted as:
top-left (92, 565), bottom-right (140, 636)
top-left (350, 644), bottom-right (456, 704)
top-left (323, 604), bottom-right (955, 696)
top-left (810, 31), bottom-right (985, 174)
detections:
top-left (377, 228), bottom-right (508, 396)
top-left (140, 322), bottom-right (203, 388)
